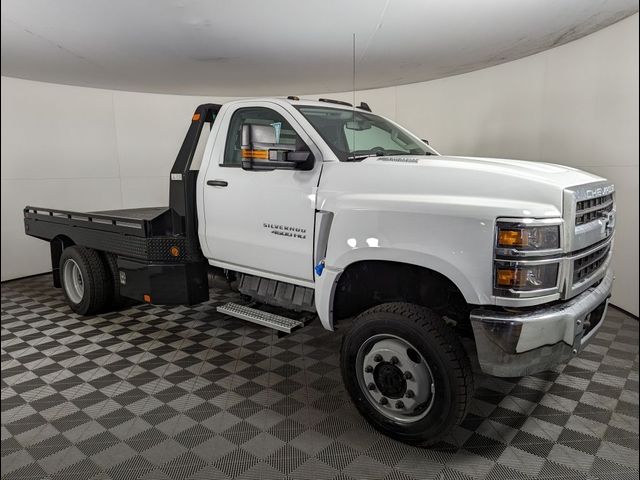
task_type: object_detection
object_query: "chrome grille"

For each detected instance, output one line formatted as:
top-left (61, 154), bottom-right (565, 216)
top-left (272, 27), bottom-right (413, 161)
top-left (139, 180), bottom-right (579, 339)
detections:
top-left (575, 193), bottom-right (614, 225)
top-left (573, 242), bottom-right (611, 284)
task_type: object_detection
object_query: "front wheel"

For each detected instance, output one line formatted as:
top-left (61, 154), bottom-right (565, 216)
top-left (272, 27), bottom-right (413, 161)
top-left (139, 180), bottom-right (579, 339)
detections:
top-left (340, 302), bottom-right (474, 445)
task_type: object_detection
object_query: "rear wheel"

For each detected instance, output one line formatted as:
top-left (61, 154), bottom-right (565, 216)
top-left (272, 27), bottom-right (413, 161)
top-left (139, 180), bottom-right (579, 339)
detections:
top-left (59, 246), bottom-right (109, 315)
top-left (340, 302), bottom-right (474, 445)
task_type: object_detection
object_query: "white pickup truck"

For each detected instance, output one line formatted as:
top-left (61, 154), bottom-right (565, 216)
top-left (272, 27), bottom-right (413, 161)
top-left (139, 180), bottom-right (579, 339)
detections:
top-left (24, 97), bottom-right (616, 445)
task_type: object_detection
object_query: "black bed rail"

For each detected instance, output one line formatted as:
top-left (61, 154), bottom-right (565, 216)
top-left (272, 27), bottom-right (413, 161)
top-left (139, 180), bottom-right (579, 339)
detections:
top-left (24, 206), bottom-right (150, 237)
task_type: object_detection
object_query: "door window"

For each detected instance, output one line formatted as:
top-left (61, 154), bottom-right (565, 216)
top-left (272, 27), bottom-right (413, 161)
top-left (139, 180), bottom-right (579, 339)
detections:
top-left (223, 108), bottom-right (302, 166)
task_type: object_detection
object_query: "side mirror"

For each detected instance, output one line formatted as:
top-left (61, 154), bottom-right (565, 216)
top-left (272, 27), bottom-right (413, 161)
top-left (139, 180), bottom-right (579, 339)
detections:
top-left (243, 124), bottom-right (276, 147)
top-left (421, 138), bottom-right (429, 145)
top-left (241, 124), bottom-right (313, 170)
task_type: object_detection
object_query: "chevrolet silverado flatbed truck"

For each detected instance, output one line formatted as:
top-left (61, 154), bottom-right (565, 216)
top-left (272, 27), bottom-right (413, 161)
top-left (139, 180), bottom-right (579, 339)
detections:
top-left (24, 97), bottom-right (616, 445)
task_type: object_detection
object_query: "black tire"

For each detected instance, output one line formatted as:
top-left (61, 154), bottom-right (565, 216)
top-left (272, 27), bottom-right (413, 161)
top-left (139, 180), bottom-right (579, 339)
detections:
top-left (101, 252), bottom-right (137, 310)
top-left (59, 246), bottom-right (110, 315)
top-left (340, 302), bottom-right (474, 446)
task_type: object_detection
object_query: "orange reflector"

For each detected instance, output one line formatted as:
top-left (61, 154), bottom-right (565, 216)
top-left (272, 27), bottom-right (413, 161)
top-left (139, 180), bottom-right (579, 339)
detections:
top-left (192, 113), bottom-right (201, 121)
top-left (498, 229), bottom-right (528, 247)
top-left (496, 269), bottom-right (516, 286)
top-left (241, 149), bottom-right (269, 160)
top-left (170, 246), bottom-right (180, 257)
top-left (143, 294), bottom-right (152, 303)
top-left (496, 268), bottom-right (528, 287)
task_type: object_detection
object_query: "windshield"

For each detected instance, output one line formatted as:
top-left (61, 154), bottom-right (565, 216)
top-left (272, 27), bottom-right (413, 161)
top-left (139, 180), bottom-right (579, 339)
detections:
top-left (296, 106), bottom-right (437, 161)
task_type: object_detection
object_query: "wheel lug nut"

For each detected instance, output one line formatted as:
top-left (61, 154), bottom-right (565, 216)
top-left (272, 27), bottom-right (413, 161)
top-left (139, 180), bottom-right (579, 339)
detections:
top-left (379, 397), bottom-right (388, 405)
top-left (395, 400), bottom-right (404, 409)
top-left (373, 354), bottom-right (383, 362)
top-left (364, 365), bottom-right (373, 373)
top-left (390, 356), bottom-right (399, 365)
top-left (406, 390), bottom-right (415, 398)
top-left (368, 383), bottom-right (376, 391)
top-left (404, 371), bottom-right (412, 380)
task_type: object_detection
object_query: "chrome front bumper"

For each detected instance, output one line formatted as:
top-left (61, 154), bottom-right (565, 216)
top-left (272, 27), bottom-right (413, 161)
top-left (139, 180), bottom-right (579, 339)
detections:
top-left (470, 267), bottom-right (614, 377)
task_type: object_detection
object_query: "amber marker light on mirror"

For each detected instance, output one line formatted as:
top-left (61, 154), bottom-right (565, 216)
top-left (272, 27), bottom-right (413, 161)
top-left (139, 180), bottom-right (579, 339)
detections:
top-left (241, 149), bottom-right (269, 159)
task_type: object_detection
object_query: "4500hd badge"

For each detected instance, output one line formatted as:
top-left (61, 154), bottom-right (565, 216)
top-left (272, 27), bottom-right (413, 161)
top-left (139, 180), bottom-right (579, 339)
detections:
top-left (263, 223), bottom-right (307, 239)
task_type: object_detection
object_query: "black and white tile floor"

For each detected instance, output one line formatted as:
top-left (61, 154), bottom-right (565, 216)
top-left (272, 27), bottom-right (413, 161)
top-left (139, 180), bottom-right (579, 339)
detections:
top-left (1, 274), bottom-right (638, 480)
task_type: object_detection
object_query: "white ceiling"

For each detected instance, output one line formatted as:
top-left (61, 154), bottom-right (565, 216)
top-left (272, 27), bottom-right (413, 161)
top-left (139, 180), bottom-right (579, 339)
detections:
top-left (1, 0), bottom-right (637, 96)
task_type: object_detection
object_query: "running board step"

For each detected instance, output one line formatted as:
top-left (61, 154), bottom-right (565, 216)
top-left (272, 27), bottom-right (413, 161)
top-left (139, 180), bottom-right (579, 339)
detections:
top-left (216, 302), bottom-right (303, 333)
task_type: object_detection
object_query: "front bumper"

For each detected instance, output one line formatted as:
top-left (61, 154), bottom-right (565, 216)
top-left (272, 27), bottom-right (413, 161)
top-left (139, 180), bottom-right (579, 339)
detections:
top-left (470, 267), bottom-right (613, 377)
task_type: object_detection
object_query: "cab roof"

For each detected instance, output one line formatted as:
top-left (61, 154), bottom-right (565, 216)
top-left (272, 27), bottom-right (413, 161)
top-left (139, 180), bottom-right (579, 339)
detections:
top-left (223, 96), bottom-right (371, 113)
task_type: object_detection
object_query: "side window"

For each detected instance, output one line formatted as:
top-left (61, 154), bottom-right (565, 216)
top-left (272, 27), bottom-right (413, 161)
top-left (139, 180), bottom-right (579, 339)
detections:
top-left (223, 107), bottom-right (302, 166)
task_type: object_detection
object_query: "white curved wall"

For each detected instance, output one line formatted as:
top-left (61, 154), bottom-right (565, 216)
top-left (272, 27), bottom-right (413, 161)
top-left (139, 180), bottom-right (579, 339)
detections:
top-left (2, 14), bottom-right (638, 314)
top-left (0, 81), bottom-right (235, 285)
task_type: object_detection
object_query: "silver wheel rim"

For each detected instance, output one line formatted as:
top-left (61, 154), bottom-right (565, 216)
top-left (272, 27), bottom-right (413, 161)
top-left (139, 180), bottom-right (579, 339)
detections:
top-left (356, 334), bottom-right (435, 423)
top-left (62, 259), bottom-right (84, 304)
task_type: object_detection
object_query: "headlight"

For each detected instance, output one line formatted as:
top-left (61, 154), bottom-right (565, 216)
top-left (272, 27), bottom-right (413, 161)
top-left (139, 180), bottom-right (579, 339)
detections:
top-left (494, 218), bottom-right (563, 298)
top-left (494, 263), bottom-right (559, 292)
top-left (496, 222), bottom-right (560, 251)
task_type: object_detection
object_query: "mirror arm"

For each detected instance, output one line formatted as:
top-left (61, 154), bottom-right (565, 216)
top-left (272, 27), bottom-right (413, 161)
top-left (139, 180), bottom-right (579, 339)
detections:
top-left (241, 150), bottom-right (313, 171)
top-left (285, 151), bottom-right (311, 163)
top-left (242, 160), bottom-right (295, 171)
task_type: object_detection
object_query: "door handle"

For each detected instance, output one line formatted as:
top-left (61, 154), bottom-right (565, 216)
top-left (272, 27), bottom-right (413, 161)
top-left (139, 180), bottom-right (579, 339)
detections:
top-left (207, 180), bottom-right (228, 187)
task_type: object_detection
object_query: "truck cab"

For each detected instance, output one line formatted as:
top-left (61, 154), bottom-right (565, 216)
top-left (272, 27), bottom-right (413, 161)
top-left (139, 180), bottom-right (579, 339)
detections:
top-left (24, 97), bottom-right (615, 445)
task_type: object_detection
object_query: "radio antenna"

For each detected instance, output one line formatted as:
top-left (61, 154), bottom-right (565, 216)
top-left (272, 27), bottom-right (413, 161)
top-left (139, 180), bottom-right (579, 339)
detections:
top-left (352, 33), bottom-right (356, 153)
top-left (352, 33), bottom-right (356, 110)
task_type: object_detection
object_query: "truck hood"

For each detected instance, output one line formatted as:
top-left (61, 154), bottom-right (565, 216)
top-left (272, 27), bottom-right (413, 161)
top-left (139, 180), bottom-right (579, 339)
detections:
top-left (319, 155), bottom-right (606, 218)
top-left (367, 155), bottom-right (602, 190)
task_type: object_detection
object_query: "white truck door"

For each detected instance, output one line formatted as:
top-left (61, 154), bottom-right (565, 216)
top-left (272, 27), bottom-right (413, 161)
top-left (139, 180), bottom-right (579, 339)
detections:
top-left (201, 103), bottom-right (322, 284)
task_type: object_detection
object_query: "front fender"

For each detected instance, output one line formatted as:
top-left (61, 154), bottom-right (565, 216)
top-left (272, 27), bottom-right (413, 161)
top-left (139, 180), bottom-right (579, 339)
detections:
top-left (312, 198), bottom-right (502, 330)
top-left (314, 247), bottom-right (485, 331)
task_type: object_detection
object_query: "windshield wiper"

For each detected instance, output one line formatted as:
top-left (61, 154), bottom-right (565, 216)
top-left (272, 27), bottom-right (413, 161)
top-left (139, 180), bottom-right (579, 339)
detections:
top-left (347, 151), bottom-right (433, 161)
top-left (346, 151), bottom-right (386, 161)
top-left (346, 154), bottom-right (373, 161)
top-left (384, 152), bottom-right (434, 156)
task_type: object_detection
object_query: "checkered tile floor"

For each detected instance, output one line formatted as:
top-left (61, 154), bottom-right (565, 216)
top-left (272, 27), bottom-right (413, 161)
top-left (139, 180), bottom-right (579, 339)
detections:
top-left (2, 274), bottom-right (638, 480)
